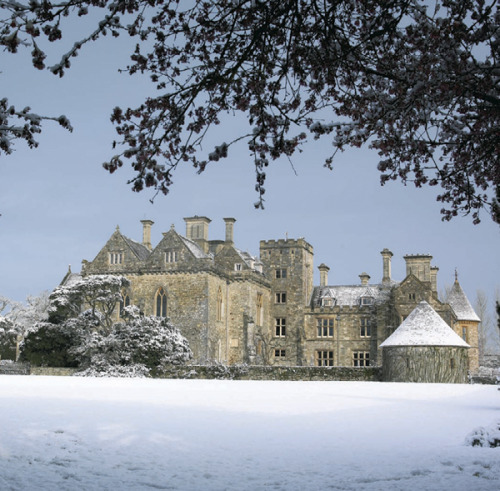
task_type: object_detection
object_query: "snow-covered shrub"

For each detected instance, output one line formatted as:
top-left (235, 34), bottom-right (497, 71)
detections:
top-left (49, 275), bottom-right (129, 329)
top-left (20, 321), bottom-right (79, 367)
top-left (0, 291), bottom-right (50, 360)
top-left (465, 421), bottom-right (500, 448)
top-left (74, 306), bottom-right (192, 376)
top-left (0, 317), bottom-right (17, 360)
top-left (74, 361), bottom-right (150, 378)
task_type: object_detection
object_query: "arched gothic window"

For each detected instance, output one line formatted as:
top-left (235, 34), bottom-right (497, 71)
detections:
top-left (120, 292), bottom-right (130, 316)
top-left (156, 287), bottom-right (167, 317)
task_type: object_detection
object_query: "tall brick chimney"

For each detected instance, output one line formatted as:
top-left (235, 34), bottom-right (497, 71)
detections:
top-left (431, 266), bottom-right (439, 293)
top-left (223, 217), bottom-right (236, 244)
top-left (140, 219), bottom-right (154, 251)
top-left (318, 263), bottom-right (330, 287)
top-left (381, 248), bottom-right (393, 284)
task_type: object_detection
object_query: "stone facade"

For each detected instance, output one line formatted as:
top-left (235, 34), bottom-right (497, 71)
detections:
top-left (70, 216), bottom-right (480, 373)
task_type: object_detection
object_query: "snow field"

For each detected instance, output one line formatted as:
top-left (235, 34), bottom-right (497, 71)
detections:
top-left (0, 376), bottom-right (499, 490)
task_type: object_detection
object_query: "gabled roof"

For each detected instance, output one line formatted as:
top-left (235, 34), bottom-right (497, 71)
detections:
top-left (380, 301), bottom-right (469, 348)
top-left (60, 267), bottom-right (83, 287)
top-left (178, 235), bottom-right (213, 259)
top-left (235, 248), bottom-right (259, 269)
top-left (447, 280), bottom-right (480, 322)
top-left (122, 236), bottom-right (151, 261)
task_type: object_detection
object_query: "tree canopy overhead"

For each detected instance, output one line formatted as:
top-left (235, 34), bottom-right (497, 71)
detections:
top-left (1, 0), bottom-right (499, 223)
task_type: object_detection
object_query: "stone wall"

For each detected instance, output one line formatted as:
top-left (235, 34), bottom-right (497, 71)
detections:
top-left (453, 320), bottom-right (479, 373)
top-left (0, 361), bottom-right (30, 375)
top-left (159, 364), bottom-right (382, 381)
top-left (382, 346), bottom-right (469, 383)
top-left (30, 367), bottom-right (78, 376)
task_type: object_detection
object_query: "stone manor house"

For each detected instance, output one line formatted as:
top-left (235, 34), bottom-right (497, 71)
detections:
top-left (64, 216), bottom-right (480, 372)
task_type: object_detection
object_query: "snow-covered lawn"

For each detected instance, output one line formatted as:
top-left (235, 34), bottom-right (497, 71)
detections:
top-left (0, 377), bottom-right (498, 490)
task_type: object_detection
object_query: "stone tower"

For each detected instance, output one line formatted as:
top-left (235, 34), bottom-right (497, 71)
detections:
top-left (260, 238), bottom-right (314, 365)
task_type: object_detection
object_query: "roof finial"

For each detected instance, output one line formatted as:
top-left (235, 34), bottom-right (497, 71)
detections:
top-left (116, 225), bottom-right (120, 232)
top-left (454, 268), bottom-right (458, 282)
top-left (68, 264), bottom-right (72, 274)
top-left (171, 223), bottom-right (175, 230)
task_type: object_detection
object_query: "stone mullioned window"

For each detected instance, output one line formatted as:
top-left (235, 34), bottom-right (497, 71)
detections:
top-left (317, 318), bottom-right (334, 337)
top-left (353, 351), bottom-right (370, 367)
top-left (275, 318), bottom-right (286, 337)
top-left (316, 350), bottom-right (334, 366)
top-left (360, 318), bottom-right (371, 337)
top-left (275, 292), bottom-right (286, 304)
top-left (109, 252), bottom-right (123, 265)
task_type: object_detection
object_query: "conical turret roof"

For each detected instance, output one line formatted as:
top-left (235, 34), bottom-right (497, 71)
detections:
top-left (380, 301), bottom-right (469, 348)
top-left (447, 279), bottom-right (480, 322)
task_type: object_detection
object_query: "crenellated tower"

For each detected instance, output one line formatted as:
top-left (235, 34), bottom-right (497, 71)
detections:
top-left (259, 238), bottom-right (314, 365)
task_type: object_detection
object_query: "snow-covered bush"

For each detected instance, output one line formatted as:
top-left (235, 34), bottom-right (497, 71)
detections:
top-left (49, 275), bottom-right (129, 329)
top-left (465, 421), bottom-right (500, 448)
top-left (74, 362), bottom-right (150, 378)
top-left (20, 282), bottom-right (192, 376)
top-left (0, 316), bottom-right (17, 360)
top-left (0, 292), bottom-right (50, 361)
top-left (21, 321), bottom-right (79, 367)
top-left (73, 306), bottom-right (192, 377)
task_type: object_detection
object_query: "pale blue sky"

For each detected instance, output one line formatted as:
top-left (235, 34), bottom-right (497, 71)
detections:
top-left (0, 20), bottom-right (498, 325)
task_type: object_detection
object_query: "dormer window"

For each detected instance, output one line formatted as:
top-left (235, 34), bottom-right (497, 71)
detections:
top-left (321, 298), bottom-right (335, 307)
top-left (234, 263), bottom-right (242, 271)
top-left (360, 297), bottom-right (373, 306)
top-left (109, 252), bottom-right (123, 265)
top-left (165, 250), bottom-right (179, 263)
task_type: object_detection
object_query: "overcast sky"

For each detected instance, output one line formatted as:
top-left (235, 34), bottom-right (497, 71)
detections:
top-left (1, 15), bottom-right (498, 326)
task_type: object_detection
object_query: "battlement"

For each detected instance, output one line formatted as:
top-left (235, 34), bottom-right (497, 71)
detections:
top-left (260, 238), bottom-right (313, 254)
top-left (403, 254), bottom-right (433, 259)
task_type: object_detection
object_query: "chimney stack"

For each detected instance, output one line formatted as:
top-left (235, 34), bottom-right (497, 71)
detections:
top-left (223, 217), bottom-right (236, 244)
top-left (404, 254), bottom-right (433, 283)
top-left (359, 272), bottom-right (370, 286)
top-left (140, 220), bottom-right (154, 251)
top-left (381, 248), bottom-right (393, 284)
top-left (318, 263), bottom-right (330, 287)
top-left (430, 266), bottom-right (439, 293)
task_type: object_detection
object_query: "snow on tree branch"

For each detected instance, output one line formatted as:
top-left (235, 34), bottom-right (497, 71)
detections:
top-left (1, 0), bottom-right (499, 222)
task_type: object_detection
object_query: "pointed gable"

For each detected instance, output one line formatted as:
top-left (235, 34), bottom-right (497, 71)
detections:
top-left (447, 280), bottom-right (480, 322)
top-left (147, 226), bottom-right (212, 270)
top-left (380, 301), bottom-right (469, 348)
top-left (85, 226), bottom-right (150, 273)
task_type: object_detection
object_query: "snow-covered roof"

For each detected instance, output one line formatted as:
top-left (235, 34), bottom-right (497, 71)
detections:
top-left (313, 284), bottom-right (391, 307)
top-left (60, 272), bottom-right (83, 287)
top-left (179, 236), bottom-right (213, 259)
top-left (122, 236), bottom-right (151, 261)
top-left (235, 248), bottom-right (259, 269)
top-left (380, 301), bottom-right (470, 348)
top-left (447, 280), bottom-right (480, 322)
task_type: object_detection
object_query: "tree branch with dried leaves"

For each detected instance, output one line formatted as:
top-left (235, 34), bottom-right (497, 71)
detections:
top-left (1, 0), bottom-right (499, 223)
